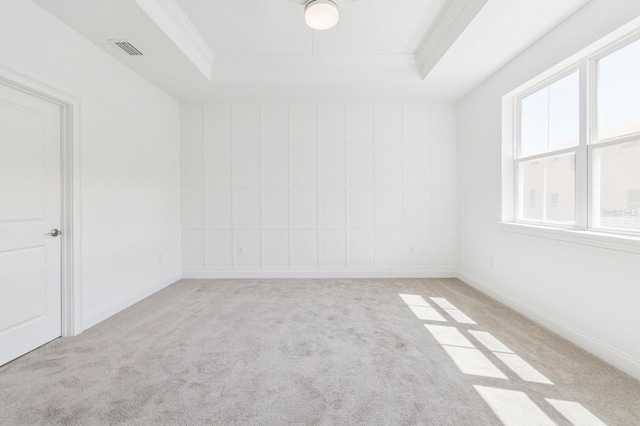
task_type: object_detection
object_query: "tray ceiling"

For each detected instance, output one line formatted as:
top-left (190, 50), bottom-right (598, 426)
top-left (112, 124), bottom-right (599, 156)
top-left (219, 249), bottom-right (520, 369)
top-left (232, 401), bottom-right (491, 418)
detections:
top-left (32, 0), bottom-right (591, 102)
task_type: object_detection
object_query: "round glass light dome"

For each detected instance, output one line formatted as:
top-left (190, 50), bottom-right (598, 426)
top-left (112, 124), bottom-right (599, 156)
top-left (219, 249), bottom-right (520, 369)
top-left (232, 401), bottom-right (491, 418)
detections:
top-left (305, 0), bottom-right (339, 30)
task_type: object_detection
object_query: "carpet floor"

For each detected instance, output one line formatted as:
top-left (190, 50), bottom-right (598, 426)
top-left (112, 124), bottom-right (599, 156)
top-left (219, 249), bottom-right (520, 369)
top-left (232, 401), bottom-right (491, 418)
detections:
top-left (0, 278), bottom-right (639, 425)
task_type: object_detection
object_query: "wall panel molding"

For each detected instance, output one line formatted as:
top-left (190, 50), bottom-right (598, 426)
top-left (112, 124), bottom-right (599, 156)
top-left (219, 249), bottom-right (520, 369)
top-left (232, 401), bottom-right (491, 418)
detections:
top-left (182, 102), bottom-right (457, 276)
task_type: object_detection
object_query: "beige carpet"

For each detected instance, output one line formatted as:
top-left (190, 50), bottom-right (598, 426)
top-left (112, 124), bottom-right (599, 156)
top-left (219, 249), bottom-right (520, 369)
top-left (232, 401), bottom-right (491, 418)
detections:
top-left (0, 278), bottom-right (639, 425)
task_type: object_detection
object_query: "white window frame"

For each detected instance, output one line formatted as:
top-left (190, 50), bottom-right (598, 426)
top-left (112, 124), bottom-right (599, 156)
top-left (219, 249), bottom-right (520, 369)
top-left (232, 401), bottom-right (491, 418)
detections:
top-left (513, 65), bottom-right (584, 228)
top-left (501, 20), bottom-right (640, 255)
top-left (588, 35), bottom-right (640, 234)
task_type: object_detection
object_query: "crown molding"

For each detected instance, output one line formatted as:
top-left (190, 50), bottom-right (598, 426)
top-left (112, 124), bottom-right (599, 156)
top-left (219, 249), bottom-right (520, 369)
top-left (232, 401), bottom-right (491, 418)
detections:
top-left (212, 54), bottom-right (420, 82)
top-left (416, 0), bottom-right (489, 79)
top-left (134, 0), bottom-right (214, 80)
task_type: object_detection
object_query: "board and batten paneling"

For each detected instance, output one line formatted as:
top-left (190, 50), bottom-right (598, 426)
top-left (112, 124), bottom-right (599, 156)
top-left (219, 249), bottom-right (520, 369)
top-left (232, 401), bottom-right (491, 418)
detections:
top-left (181, 102), bottom-right (456, 277)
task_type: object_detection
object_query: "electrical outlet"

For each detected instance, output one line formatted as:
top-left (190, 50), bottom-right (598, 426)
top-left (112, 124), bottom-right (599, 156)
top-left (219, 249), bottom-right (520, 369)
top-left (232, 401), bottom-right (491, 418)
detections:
top-left (237, 246), bottom-right (244, 255)
top-left (409, 247), bottom-right (415, 255)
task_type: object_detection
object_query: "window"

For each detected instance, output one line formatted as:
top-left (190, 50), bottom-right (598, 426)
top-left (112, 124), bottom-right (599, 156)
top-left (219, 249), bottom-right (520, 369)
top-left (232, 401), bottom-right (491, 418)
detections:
top-left (509, 33), bottom-right (640, 237)
top-left (517, 70), bottom-right (579, 226)
top-left (592, 37), bottom-right (640, 233)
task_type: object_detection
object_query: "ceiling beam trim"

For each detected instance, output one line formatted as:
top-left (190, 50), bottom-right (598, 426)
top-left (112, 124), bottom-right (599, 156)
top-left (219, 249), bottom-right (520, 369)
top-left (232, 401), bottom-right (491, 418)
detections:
top-left (416, 0), bottom-right (489, 79)
top-left (211, 55), bottom-right (421, 82)
top-left (134, 0), bottom-right (214, 80)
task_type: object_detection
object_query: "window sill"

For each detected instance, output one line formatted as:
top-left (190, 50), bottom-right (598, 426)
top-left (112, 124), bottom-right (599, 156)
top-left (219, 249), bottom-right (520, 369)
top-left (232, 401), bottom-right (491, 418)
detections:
top-left (499, 222), bottom-right (640, 255)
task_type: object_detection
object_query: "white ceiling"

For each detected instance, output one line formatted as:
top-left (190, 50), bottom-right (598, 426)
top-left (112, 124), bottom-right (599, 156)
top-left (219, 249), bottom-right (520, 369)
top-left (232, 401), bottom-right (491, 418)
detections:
top-left (32, 0), bottom-right (591, 102)
top-left (176, 0), bottom-right (447, 56)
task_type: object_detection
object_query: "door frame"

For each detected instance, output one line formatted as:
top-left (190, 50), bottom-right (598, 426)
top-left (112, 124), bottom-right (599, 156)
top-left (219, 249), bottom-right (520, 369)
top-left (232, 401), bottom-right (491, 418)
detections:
top-left (0, 63), bottom-right (82, 337)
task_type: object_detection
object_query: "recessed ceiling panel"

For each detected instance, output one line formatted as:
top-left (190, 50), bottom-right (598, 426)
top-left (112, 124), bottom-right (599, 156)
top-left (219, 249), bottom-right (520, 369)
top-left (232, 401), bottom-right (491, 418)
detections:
top-left (176, 0), bottom-right (313, 56)
top-left (176, 0), bottom-right (448, 56)
top-left (312, 0), bottom-right (449, 56)
top-left (32, 0), bottom-right (593, 102)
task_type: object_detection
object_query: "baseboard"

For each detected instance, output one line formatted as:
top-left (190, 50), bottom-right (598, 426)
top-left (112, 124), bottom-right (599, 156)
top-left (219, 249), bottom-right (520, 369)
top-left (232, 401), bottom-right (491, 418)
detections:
top-left (182, 269), bottom-right (457, 279)
top-left (82, 273), bottom-right (182, 331)
top-left (457, 270), bottom-right (640, 381)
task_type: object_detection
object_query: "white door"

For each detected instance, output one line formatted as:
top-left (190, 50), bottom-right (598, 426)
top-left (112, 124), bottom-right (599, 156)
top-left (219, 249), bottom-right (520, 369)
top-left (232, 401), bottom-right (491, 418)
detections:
top-left (0, 82), bottom-right (62, 366)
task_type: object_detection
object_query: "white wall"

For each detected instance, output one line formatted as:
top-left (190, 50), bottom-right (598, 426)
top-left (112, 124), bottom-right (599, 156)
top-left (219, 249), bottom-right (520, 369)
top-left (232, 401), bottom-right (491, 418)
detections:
top-left (457, 0), bottom-right (640, 379)
top-left (182, 102), bottom-right (457, 277)
top-left (0, 0), bottom-right (182, 331)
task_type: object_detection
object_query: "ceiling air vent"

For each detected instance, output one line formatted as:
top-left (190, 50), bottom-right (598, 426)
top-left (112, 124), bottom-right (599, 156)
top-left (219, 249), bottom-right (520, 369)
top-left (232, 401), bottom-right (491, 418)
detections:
top-left (109, 40), bottom-right (143, 56)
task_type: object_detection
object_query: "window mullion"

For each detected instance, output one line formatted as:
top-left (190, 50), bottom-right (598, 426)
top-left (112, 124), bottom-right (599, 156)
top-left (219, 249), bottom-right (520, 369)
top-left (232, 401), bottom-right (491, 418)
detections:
top-left (592, 133), bottom-right (640, 148)
top-left (517, 146), bottom-right (579, 162)
top-left (514, 97), bottom-right (522, 221)
top-left (542, 159), bottom-right (548, 222)
top-left (575, 59), bottom-right (590, 229)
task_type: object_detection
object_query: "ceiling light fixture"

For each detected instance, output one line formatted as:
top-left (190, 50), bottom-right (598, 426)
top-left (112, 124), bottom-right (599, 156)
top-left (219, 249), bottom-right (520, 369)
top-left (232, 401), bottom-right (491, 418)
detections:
top-left (305, 0), bottom-right (339, 30)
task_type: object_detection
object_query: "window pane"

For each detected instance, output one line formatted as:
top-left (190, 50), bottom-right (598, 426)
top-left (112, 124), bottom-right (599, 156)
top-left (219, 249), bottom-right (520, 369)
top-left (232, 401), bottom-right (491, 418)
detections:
top-left (545, 154), bottom-right (575, 224)
top-left (519, 159), bottom-right (544, 221)
top-left (519, 154), bottom-right (575, 224)
top-left (520, 72), bottom-right (579, 157)
top-left (593, 141), bottom-right (640, 232)
top-left (521, 90), bottom-right (548, 157)
top-left (549, 73), bottom-right (580, 151)
top-left (597, 38), bottom-right (640, 141)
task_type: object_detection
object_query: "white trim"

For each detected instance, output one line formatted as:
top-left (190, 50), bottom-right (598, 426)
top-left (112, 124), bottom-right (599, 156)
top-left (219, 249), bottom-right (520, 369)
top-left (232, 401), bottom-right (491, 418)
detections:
top-left (576, 60), bottom-right (589, 229)
top-left (591, 133), bottom-right (640, 148)
top-left (183, 269), bottom-right (456, 279)
top-left (211, 55), bottom-right (419, 83)
top-left (82, 273), bottom-right (182, 330)
top-left (416, 0), bottom-right (489, 79)
top-left (500, 222), bottom-right (640, 255)
top-left (134, 0), bottom-right (214, 80)
top-left (457, 271), bottom-right (640, 380)
top-left (515, 145), bottom-right (579, 163)
top-left (501, 96), bottom-right (516, 222)
top-left (218, 54), bottom-right (417, 69)
top-left (0, 62), bottom-right (83, 337)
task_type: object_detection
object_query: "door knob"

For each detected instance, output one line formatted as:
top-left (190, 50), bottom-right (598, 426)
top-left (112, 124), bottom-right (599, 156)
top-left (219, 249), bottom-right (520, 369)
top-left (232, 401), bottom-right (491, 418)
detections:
top-left (45, 229), bottom-right (61, 237)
